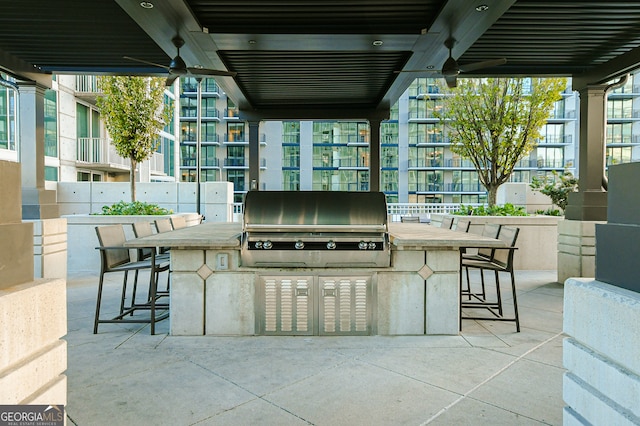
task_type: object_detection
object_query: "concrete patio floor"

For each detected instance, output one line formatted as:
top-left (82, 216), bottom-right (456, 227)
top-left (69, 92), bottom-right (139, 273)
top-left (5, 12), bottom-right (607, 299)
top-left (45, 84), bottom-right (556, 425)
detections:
top-left (65, 270), bottom-right (565, 425)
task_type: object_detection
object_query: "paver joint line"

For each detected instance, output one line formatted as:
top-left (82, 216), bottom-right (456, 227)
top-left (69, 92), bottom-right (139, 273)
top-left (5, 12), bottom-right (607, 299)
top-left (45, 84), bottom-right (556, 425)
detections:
top-left (420, 331), bottom-right (564, 425)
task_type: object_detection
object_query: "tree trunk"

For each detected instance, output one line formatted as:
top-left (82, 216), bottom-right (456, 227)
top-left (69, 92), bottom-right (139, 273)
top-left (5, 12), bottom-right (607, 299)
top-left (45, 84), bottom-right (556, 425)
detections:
top-left (130, 158), bottom-right (137, 202)
top-left (487, 184), bottom-right (498, 207)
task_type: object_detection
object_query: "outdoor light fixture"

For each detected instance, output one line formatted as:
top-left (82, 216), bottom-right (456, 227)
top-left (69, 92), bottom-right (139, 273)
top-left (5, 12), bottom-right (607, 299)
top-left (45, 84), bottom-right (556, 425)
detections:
top-left (475, 4), bottom-right (489, 12)
top-left (140, 1), bottom-right (154, 9)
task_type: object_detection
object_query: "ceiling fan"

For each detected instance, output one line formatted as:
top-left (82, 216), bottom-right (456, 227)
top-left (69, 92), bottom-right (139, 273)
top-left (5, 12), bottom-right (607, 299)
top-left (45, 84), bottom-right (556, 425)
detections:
top-left (124, 36), bottom-right (236, 86)
top-left (396, 38), bottom-right (506, 88)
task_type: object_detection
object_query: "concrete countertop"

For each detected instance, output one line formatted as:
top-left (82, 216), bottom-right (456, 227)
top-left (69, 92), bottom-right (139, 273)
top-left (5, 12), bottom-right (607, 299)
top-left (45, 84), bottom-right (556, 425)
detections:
top-left (124, 222), bottom-right (242, 249)
top-left (124, 221), bottom-right (504, 251)
top-left (388, 222), bottom-right (505, 250)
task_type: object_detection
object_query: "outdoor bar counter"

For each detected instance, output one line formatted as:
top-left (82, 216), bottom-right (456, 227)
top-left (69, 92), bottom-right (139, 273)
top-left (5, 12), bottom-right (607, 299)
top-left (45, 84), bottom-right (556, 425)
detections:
top-left (125, 222), bottom-right (504, 336)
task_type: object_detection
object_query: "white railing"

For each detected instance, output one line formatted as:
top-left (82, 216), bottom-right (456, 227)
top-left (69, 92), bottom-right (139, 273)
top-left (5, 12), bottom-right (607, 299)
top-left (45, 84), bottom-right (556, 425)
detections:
top-left (231, 201), bottom-right (480, 223)
top-left (77, 137), bottom-right (103, 163)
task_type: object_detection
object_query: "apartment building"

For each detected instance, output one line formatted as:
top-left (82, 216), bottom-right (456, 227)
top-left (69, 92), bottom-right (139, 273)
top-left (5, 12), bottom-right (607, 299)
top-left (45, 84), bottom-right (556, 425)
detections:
top-left (0, 74), bottom-right (179, 188)
top-left (2, 74), bottom-right (638, 203)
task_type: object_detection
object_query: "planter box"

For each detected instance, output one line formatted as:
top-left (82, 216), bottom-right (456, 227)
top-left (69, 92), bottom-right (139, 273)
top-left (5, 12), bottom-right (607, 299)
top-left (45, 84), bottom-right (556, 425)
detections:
top-left (64, 212), bottom-right (201, 275)
top-left (432, 214), bottom-right (560, 270)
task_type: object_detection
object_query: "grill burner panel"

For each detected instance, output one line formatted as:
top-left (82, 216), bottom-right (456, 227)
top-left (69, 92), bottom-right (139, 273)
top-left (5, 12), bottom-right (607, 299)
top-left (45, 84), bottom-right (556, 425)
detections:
top-left (241, 191), bottom-right (390, 268)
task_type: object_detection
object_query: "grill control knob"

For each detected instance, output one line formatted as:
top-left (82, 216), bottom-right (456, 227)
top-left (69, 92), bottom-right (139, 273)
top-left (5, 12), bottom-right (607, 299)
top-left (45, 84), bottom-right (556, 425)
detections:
top-left (254, 241), bottom-right (263, 249)
top-left (368, 242), bottom-right (377, 250)
top-left (358, 241), bottom-right (368, 250)
top-left (295, 240), bottom-right (305, 250)
top-left (327, 240), bottom-right (336, 250)
top-left (263, 240), bottom-right (273, 250)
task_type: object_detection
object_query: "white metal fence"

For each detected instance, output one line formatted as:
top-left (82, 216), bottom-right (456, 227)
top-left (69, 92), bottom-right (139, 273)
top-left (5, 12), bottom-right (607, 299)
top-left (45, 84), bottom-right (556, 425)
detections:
top-left (231, 201), bottom-right (480, 222)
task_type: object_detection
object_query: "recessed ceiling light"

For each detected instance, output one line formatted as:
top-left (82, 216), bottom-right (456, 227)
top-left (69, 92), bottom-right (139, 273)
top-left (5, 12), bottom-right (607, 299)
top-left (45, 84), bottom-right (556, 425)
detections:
top-left (248, 40), bottom-right (257, 44)
top-left (373, 40), bottom-right (383, 46)
top-left (475, 4), bottom-right (489, 12)
top-left (427, 65), bottom-right (435, 69)
top-left (140, 1), bottom-right (154, 9)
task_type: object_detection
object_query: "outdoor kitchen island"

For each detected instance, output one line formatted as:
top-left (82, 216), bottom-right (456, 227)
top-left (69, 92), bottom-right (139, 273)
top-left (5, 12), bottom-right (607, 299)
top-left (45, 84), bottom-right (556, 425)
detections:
top-left (125, 220), bottom-right (504, 336)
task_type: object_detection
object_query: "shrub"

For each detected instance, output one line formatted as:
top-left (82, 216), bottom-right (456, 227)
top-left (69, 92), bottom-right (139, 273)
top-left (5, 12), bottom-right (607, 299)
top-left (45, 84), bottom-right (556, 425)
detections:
top-left (453, 203), bottom-right (528, 216)
top-left (535, 208), bottom-right (562, 216)
top-left (97, 201), bottom-right (173, 216)
top-left (530, 170), bottom-right (578, 213)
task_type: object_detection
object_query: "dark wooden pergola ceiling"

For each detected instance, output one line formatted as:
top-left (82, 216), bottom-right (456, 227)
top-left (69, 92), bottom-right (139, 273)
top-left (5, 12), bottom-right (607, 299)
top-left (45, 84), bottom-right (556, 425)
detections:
top-left (2, 0), bottom-right (640, 121)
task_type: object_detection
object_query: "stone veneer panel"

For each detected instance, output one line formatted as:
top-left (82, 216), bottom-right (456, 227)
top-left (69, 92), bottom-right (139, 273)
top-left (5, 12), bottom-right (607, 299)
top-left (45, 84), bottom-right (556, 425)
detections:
top-left (170, 272), bottom-right (204, 335)
top-left (0, 222), bottom-right (34, 290)
top-left (377, 272), bottom-right (424, 335)
top-left (563, 278), bottom-right (640, 425)
top-left (0, 278), bottom-right (67, 405)
top-left (557, 219), bottom-right (601, 283)
top-left (425, 272), bottom-right (459, 335)
top-left (205, 272), bottom-right (255, 335)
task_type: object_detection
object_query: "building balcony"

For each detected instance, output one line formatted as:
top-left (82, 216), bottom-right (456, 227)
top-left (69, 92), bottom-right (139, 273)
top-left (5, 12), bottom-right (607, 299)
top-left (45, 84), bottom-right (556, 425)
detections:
top-left (408, 111), bottom-right (441, 121)
top-left (223, 158), bottom-right (267, 169)
top-left (75, 75), bottom-right (99, 103)
top-left (181, 133), bottom-right (221, 145)
top-left (181, 157), bottom-right (220, 168)
top-left (181, 81), bottom-right (220, 95)
top-left (408, 158), bottom-right (475, 169)
top-left (180, 108), bottom-right (221, 121)
top-left (413, 137), bottom-right (451, 146)
top-left (223, 133), bottom-right (267, 144)
top-left (75, 137), bottom-right (165, 175)
top-left (412, 182), bottom-right (485, 193)
top-left (538, 134), bottom-right (573, 145)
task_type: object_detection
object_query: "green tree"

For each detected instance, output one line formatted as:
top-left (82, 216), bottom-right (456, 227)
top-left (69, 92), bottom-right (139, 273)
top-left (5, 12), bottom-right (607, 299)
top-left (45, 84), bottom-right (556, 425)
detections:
top-left (96, 76), bottom-right (169, 202)
top-left (437, 77), bottom-right (567, 206)
top-left (530, 170), bottom-right (578, 213)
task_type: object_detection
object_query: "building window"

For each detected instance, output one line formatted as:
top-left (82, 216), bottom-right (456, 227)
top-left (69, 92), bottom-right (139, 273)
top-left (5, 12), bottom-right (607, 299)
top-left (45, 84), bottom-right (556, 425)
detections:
top-left (201, 97), bottom-right (217, 118)
top-left (44, 166), bottom-right (58, 182)
top-left (607, 122), bottom-right (633, 144)
top-left (227, 123), bottom-right (245, 142)
top-left (227, 170), bottom-right (245, 192)
top-left (409, 146), bottom-right (444, 168)
top-left (283, 121), bottom-right (300, 143)
top-left (0, 77), bottom-right (17, 151)
top-left (282, 145), bottom-right (300, 168)
top-left (227, 145), bottom-right (245, 166)
top-left (77, 171), bottom-right (102, 182)
top-left (537, 147), bottom-right (564, 168)
top-left (608, 98), bottom-right (633, 119)
top-left (44, 89), bottom-right (58, 157)
top-left (283, 170), bottom-right (300, 191)
top-left (541, 123), bottom-right (566, 144)
top-left (409, 122), bottom-right (446, 144)
top-left (607, 146), bottom-right (632, 166)
top-left (180, 96), bottom-right (198, 118)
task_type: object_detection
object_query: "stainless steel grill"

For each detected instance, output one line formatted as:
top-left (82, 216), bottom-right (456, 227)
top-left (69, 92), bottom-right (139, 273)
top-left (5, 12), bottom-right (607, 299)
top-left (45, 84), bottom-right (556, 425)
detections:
top-left (241, 191), bottom-right (390, 267)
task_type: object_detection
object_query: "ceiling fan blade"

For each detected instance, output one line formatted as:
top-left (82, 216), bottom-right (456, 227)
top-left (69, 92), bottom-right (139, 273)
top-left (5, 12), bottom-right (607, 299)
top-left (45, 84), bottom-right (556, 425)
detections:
top-left (445, 75), bottom-right (457, 88)
top-left (165, 74), bottom-right (179, 87)
top-left (124, 56), bottom-right (170, 71)
top-left (394, 69), bottom-right (439, 74)
top-left (187, 68), bottom-right (237, 77)
top-left (459, 58), bottom-right (507, 73)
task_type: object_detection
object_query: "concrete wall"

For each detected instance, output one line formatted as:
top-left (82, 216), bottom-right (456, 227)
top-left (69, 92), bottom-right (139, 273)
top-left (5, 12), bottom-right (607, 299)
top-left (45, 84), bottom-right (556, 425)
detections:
top-left (57, 181), bottom-right (234, 222)
top-left (497, 182), bottom-right (554, 214)
top-left (432, 214), bottom-right (561, 271)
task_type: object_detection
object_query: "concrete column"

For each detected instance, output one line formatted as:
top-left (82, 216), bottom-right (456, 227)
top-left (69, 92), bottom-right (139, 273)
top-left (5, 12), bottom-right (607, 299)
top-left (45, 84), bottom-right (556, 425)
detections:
top-left (18, 81), bottom-right (58, 219)
top-left (248, 120), bottom-right (260, 191)
top-left (565, 84), bottom-right (608, 221)
top-left (369, 118), bottom-right (380, 192)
